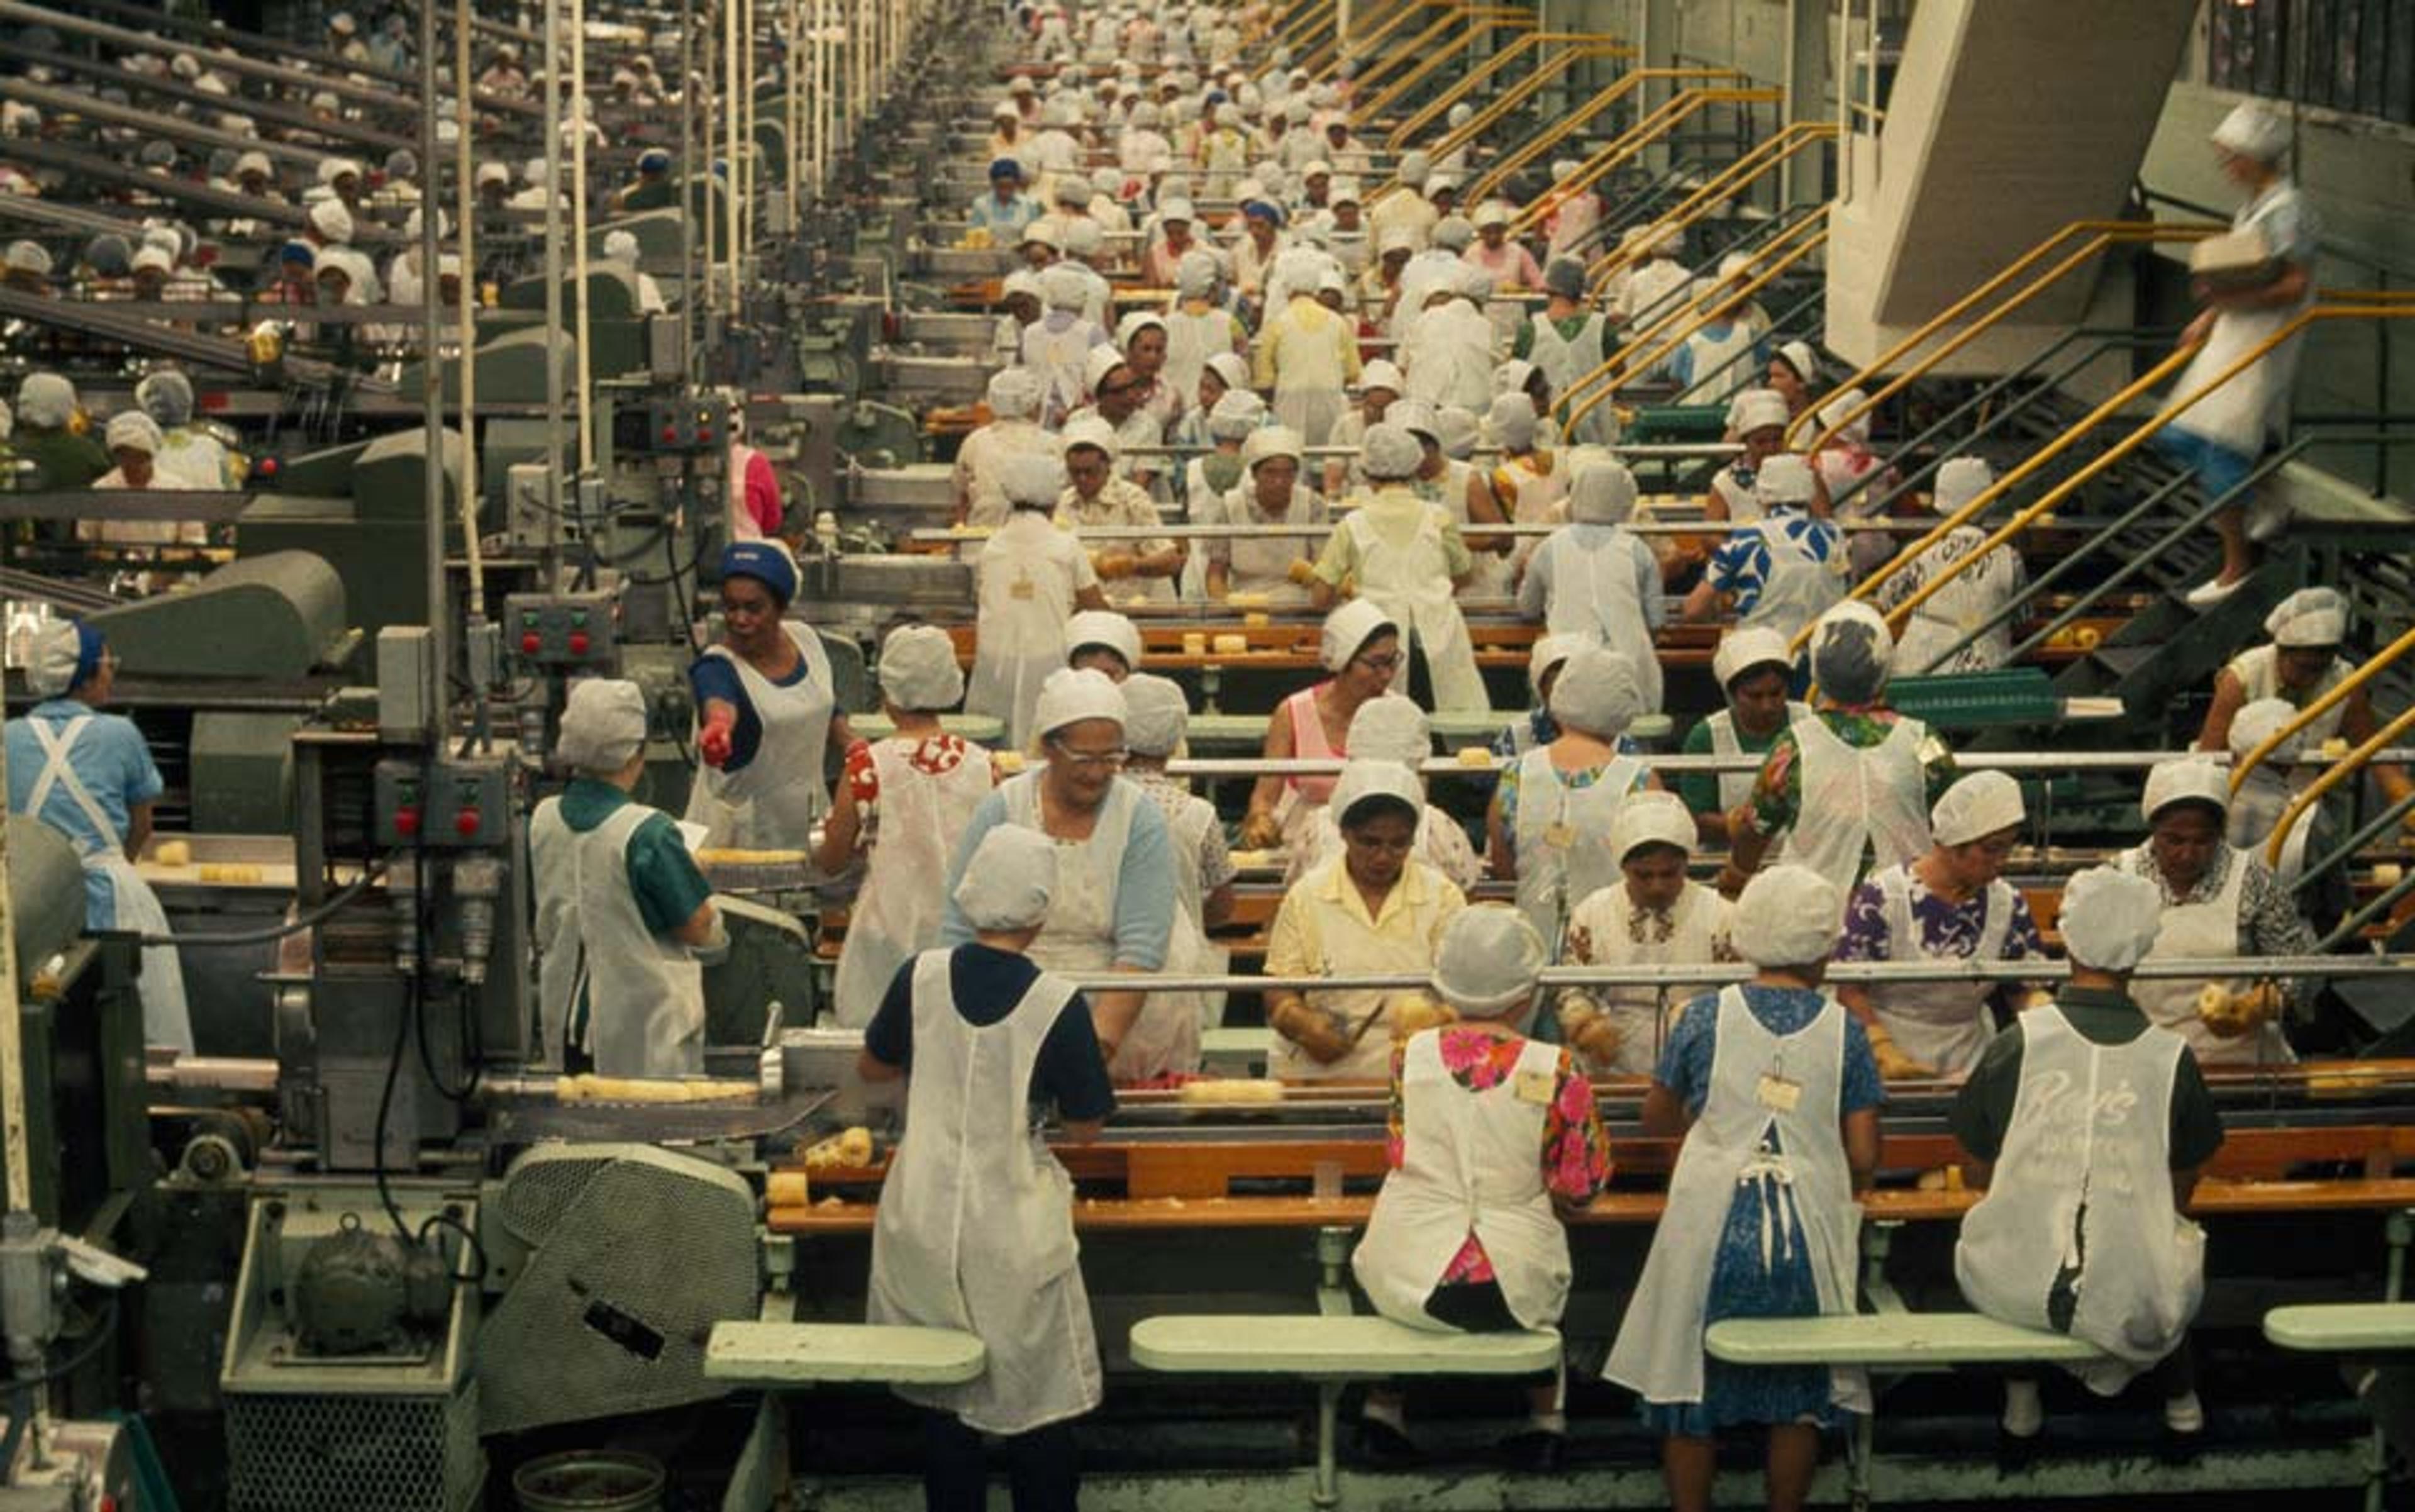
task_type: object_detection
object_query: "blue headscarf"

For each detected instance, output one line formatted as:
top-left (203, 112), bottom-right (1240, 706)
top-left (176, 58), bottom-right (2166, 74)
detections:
top-left (721, 540), bottom-right (799, 606)
top-left (989, 157), bottom-right (1024, 182)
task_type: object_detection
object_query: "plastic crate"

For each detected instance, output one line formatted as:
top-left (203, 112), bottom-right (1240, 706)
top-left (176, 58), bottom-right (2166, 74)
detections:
top-left (1887, 668), bottom-right (2063, 730)
top-left (1624, 404), bottom-right (1732, 443)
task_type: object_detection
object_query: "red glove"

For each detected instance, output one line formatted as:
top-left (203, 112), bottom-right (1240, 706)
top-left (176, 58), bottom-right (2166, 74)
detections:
top-left (699, 712), bottom-right (736, 769)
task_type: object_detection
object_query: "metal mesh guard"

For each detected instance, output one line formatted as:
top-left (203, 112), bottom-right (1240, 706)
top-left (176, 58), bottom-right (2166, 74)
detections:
top-left (226, 1380), bottom-right (480, 1512)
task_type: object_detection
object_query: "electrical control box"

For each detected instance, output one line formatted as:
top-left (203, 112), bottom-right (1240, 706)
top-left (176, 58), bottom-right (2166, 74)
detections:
top-left (613, 396), bottom-right (726, 454)
top-left (372, 757), bottom-right (513, 849)
top-left (503, 591), bottom-right (618, 669)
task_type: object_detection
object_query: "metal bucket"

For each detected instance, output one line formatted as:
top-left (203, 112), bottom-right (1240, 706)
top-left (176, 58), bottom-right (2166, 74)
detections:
top-left (511, 1451), bottom-right (667, 1512)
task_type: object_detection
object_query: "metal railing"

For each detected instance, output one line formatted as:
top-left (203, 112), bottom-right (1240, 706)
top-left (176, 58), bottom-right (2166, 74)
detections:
top-left (1341, 4), bottom-right (1530, 107)
top-left (2235, 620), bottom-right (2415, 795)
top-left (1300, 0), bottom-right (1450, 80)
top-left (1366, 32), bottom-right (1630, 141)
top-left (1468, 79), bottom-right (1774, 208)
top-left (1374, 65), bottom-right (1740, 207)
top-left (1577, 119), bottom-right (1836, 276)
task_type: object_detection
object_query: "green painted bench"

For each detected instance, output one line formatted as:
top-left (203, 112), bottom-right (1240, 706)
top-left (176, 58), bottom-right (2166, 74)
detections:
top-left (2265, 1303), bottom-right (2415, 1354)
top-left (1706, 1313), bottom-right (2108, 1369)
top-left (704, 1321), bottom-right (987, 1386)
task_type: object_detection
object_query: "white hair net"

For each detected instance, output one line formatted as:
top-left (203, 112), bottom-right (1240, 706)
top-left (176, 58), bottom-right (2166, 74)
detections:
top-left (1082, 343), bottom-right (1129, 395)
top-left (1431, 216), bottom-right (1475, 252)
top-left (2226, 697), bottom-right (2304, 761)
top-left (602, 228), bottom-right (640, 262)
top-left (1548, 646), bottom-right (1643, 737)
top-left (2142, 757), bottom-right (2230, 821)
top-left (1175, 248), bottom-right (1219, 297)
top-left (1396, 149), bottom-right (1431, 187)
top-left (1808, 601), bottom-right (1894, 704)
top-left (1816, 387), bottom-right (1870, 445)
top-left (1436, 405), bottom-right (1480, 461)
top-left (1731, 864), bottom-right (1842, 967)
top-left (1040, 263), bottom-right (1089, 311)
top-left (1243, 425), bottom-right (1304, 469)
top-left (1065, 609), bottom-right (1143, 671)
top-left (1119, 673), bottom-right (1191, 757)
top-left (104, 410), bottom-right (162, 455)
top-left (1033, 666), bottom-right (1128, 740)
top-left (1754, 452), bottom-right (1816, 508)
top-left (1567, 459), bottom-right (1638, 525)
top-left (877, 624), bottom-right (964, 711)
top-left (307, 197), bottom-right (353, 245)
top-left (4, 240), bottom-right (54, 275)
top-left (557, 677), bottom-right (649, 772)
top-left (16, 372), bottom-right (75, 430)
top-left (1331, 757), bottom-right (1423, 828)
top-left (953, 826), bottom-right (1059, 931)
top-left (1208, 389), bottom-right (1268, 440)
top-left (1360, 421), bottom-right (1423, 481)
top-left (1204, 352), bottom-right (1252, 392)
top-left (1528, 632), bottom-right (1592, 696)
top-left (1060, 414), bottom-right (1120, 463)
top-left (2265, 586), bottom-right (2348, 648)
top-left (999, 452), bottom-right (1067, 508)
top-left (1610, 789), bottom-right (1696, 863)
top-left (1430, 904), bottom-right (1548, 1018)
top-left (26, 621), bottom-right (89, 698)
top-left (1712, 627), bottom-right (1792, 689)
top-left (2057, 865), bottom-right (2165, 974)
top-left (1345, 694), bottom-right (1430, 769)
top-left (986, 365), bottom-right (1047, 421)
top-left (1319, 599), bottom-right (1396, 672)
top-left (1931, 770), bottom-right (2024, 847)
top-left (2211, 101), bottom-right (2290, 164)
top-left (1931, 456), bottom-right (1994, 515)
top-left (1487, 391), bottom-right (1537, 452)
top-left (1729, 387), bottom-right (1791, 436)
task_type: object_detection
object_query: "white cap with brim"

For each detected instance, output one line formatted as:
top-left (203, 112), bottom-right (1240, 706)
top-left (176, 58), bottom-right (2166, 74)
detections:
top-left (1065, 609), bottom-right (1143, 671)
top-left (26, 621), bottom-right (94, 698)
top-left (1430, 904), bottom-right (1548, 1018)
top-left (2265, 586), bottom-right (2348, 648)
top-left (877, 624), bottom-right (964, 712)
top-left (1731, 864), bottom-right (1841, 967)
top-left (1119, 673), bottom-right (1190, 757)
top-left (1609, 789), bottom-right (1696, 864)
top-left (1330, 757), bottom-right (1424, 829)
top-left (1319, 599), bottom-right (1396, 672)
top-left (1345, 694), bottom-right (1431, 769)
top-left (953, 826), bottom-right (1058, 930)
top-left (1712, 626), bottom-right (1792, 689)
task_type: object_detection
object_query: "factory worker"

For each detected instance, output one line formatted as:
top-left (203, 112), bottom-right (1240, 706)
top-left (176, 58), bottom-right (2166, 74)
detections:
top-left (1519, 459), bottom-right (1663, 709)
top-left (1055, 420), bottom-right (1181, 602)
top-left (1199, 108), bottom-right (1251, 200)
top-left (863, 825), bottom-right (1115, 1511)
top-left (613, 148), bottom-right (675, 213)
top-left (1609, 865), bottom-right (1879, 1512)
top-left (1063, 609), bottom-right (1142, 684)
top-left (1542, 160), bottom-right (1602, 263)
top-left (1488, 646), bottom-right (1655, 952)
top-left (2153, 102), bottom-right (2317, 609)
top-left (1662, 277), bottom-right (1768, 407)
top-left (1360, 227), bottom-right (1414, 325)
top-left (1953, 865), bottom-right (2221, 1449)
top-left (1240, 600), bottom-right (1400, 850)
top-left (1678, 628), bottom-right (1809, 845)
top-left (1323, 358), bottom-right (1404, 496)
top-left (1516, 258), bottom-right (1614, 447)
top-left (5, 623), bottom-right (191, 1053)
top-left (1487, 633), bottom-right (1587, 765)
top-left (1465, 199), bottom-right (1543, 292)
top-left (1182, 389), bottom-right (1265, 516)
top-left (1307, 423), bottom-right (1486, 709)
top-left (1117, 312), bottom-right (1182, 435)
top-left (87, 411), bottom-right (196, 551)
top-left (1874, 456), bottom-right (2029, 675)
top-left (1680, 454), bottom-right (1847, 643)
top-left (304, 197), bottom-right (354, 252)
top-left (968, 454), bottom-right (1110, 750)
top-left (2197, 587), bottom-right (2415, 813)
top-left (600, 230), bottom-right (667, 315)
top-left (1288, 694), bottom-right (1485, 891)
top-left (1121, 675), bottom-right (1236, 1041)
top-left (1704, 388), bottom-right (1796, 525)
top-left (1145, 198), bottom-right (1204, 287)
top-left (1764, 339), bottom-right (1819, 418)
top-left (1835, 771), bottom-right (2047, 1081)
top-left (992, 270), bottom-right (1045, 368)
top-left (1071, 343), bottom-right (1169, 490)
top-left (1265, 760), bottom-right (1470, 1079)
top-left (13, 375), bottom-right (111, 492)
top-left (686, 542), bottom-right (855, 850)
top-left (1485, 392), bottom-right (1566, 570)
top-left (1206, 424), bottom-right (1330, 604)
top-left (1559, 792), bottom-right (1736, 1076)
top-left (1351, 904), bottom-right (1608, 1470)
top-left (1059, 221), bottom-right (1116, 325)
top-left (1254, 248), bottom-right (1361, 445)
top-left (1399, 270), bottom-right (1498, 417)
top-left (1369, 149), bottom-right (1440, 250)
top-left (822, 626), bottom-right (997, 1028)
top-left (2, 240), bottom-right (53, 294)
top-left (943, 669), bottom-right (1183, 1079)
top-left (530, 679), bottom-right (719, 1076)
top-left (988, 103), bottom-right (1024, 163)
top-left (1162, 250), bottom-right (1246, 408)
top-left (1021, 264), bottom-right (1109, 425)
top-left (2224, 699), bottom-right (2326, 891)
top-left (955, 368), bottom-right (1057, 531)
top-left (1613, 225), bottom-right (1691, 328)
top-left (475, 160), bottom-right (516, 211)
top-left (2120, 758), bottom-right (2321, 1067)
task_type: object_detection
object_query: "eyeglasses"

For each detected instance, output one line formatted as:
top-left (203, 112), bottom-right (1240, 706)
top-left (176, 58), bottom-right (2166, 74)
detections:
top-left (1048, 742), bottom-right (1128, 771)
top-left (1353, 652), bottom-right (1404, 674)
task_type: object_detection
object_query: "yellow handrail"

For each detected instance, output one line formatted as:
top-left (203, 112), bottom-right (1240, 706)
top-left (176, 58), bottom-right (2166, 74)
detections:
top-left (1302, 0), bottom-right (1449, 81)
top-left (2232, 623), bottom-right (2415, 794)
top-left (1371, 65), bottom-right (1741, 210)
top-left (1467, 78), bottom-right (1770, 206)
top-left (1270, 0), bottom-right (1339, 63)
top-left (1344, 6), bottom-right (1529, 103)
top-left (1578, 120), bottom-right (1836, 279)
top-left (2265, 705), bottom-right (2415, 869)
top-left (1559, 214), bottom-right (1831, 436)
top-left (1784, 221), bottom-right (2222, 454)
top-left (1351, 11), bottom-right (1546, 126)
top-left (1379, 33), bottom-right (1628, 150)
top-left (1265, 0), bottom-right (1326, 46)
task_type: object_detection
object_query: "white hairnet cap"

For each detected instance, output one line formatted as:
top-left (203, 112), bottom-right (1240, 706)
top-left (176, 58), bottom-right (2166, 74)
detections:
top-left (1331, 757), bottom-right (1424, 828)
top-left (953, 826), bottom-right (1058, 931)
top-left (1243, 425), bottom-right (1304, 469)
top-left (2212, 101), bottom-right (2290, 164)
top-left (2227, 697), bottom-right (2303, 761)
top-left (1931, 456), bottom-right (1994, 515)
top-left (999, 452), bottom-right (1067, 508)
top-left (1610, 789), bottom-right (1696, 863)
top-left (1754, 452), bottom-right (1817, 508)
top-left (986, 365), bottom-right (1046, 421)
top-left (104, 410), bottom-right (162, 455)
top-left (1528, 631), bottom-right (1592, 696)
top-left (1809, 600), bottom-right (1895, 704)
top-left (1082, 343), bottom-right (1129, 395)
top-left (1204, 352), bottom-right (1252, 392)
top-left (1436, 405), bottom-right (1481, 460)
top-left (1548, 646), bottom-right (1643, 737)
top-left (1817, 387), bottom-right (1871, 445)
top-left (1729, 387), bottom-right (1790, 435)
top-left (1358, 359), bottom-right (1405, 396)
top-left (1568, 459), bottom-right (1638, 525)
top-left (1208, 388), bottom-right (1269, 440)
top-left (1065, 609), bottom-right (1142, 672)
top-left (1431, 904), bottom-right (1548, 1018)
top-left (2265, 586), bottom-right (2348, 648)
top-left (557, 677), bottom-right (648, 772)
top-left (1713, 627), bottom-right (1792, 689)
top-left (1346, 693), bottom-right (1430, 769)
top-left (1040, 263), bottom-right (1089, 310)
top-left (1931, 769), bottom-right (2024, 847)
top-left (1060, 414), bottom-right (1120, 463)
top-left (877, 624), bottom-right (964, 711)
top-left (26, 621), bottom-right (89, 698)
top-left (1320, 599), bottom-right (1396, 672)
top-left (16, 372), bottom-right (75, 430)
top-left (1033, 666), bottom-right (1128, 740)
top-left (2058, 865), bottom-right (2165, 974)
top-left (307, 197), bottom-right (353, 244)
top-left (1731, 864), bottom-right (1842, 967)
top-left (2142, 757), bottom-right (2230, 821)
top-left (1119, 672), bottom-right (1190, 757)
top-left (1397, 149), bottom-right (1431, 187)
top-left (1486, 391), bottom-right (1537, 452)
top-left (602, 228), bottom-right (640, 262)
top-left (1361, 421), bottom-right (1423, 481)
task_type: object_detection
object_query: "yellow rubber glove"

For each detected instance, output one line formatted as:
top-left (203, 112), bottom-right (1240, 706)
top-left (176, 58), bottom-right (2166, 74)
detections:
top-left (1286, 558), bottom-right (1319, 586)
top-left (1863, 1021), bottom-right (1935, 1080)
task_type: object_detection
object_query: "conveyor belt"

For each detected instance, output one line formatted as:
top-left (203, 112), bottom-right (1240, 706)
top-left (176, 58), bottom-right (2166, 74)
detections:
top-left (0, 139), bottom-right (308, 230)
top-left (0, 567), bottom-right (119, 616)
top-left (0, 285), bottom-right (390, 390)
top-left (0, 42), bottom-right (423, 157)
top-left (4, 79), bottom-right (339, 175)
top-left (0, 190), bottom-right (165, 243)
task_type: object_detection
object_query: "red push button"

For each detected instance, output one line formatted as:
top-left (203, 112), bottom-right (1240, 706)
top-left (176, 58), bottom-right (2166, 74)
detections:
top-left (568, 631), bottom-right (590, 655)
top-left (662, 425), bottom-right (678, 443)
top-left (453, 808), bottom-right (482, 838)
top-left (395, 806), bottom-right (421, 838)
top-left (521, 631), bottom-right (542, 654)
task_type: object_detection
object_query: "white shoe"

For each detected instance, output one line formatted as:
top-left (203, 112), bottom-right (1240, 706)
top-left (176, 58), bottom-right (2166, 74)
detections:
top-left (2183, 574), bottom-right (2248, 610)
top-left (2245, 492), bottom-right (2290, 544)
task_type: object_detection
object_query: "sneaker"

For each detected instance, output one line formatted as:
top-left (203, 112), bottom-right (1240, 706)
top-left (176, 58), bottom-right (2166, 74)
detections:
top-left (2183, 574), bottom-right (2249, 610)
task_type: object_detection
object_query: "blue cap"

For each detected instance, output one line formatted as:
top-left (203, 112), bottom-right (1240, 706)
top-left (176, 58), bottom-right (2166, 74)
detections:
top-left (720, 540), bottom-right (799, 605)
top-left (278, 240), bottom-right (316, 267)
top-left (989, 157), bottom-right (1023, 181)
top-left (1241, 199), bottom-right (1285, 226)
top-left (638, 148), bottom-right (671, 172)
top-left (69, 622), bottom-right (106, 694)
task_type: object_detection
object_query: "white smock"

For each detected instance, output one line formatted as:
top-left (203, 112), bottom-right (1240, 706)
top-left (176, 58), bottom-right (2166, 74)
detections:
top-left (1606, 986), bottom-right (1868, 1412)
top-left (2227, 645), bottom-right (2348, 755)
top-left (868, 950), bottom-right (1102, 1434)
top-left (1530, 525), bottom-right (1662, 713)
top-left (1146, 777), bottom-right (1232, 1042)
top-left (22, 716), bottom-right (191, 1052)
top-left (2165, 180), bottom-right (2314, 457)
top-left (1890, 533), bottom-right (2023, 675)
top-left (1565, 882), bottom-right (1731, 1076)
top-left (1954, 1007), bottom-right (2205, 1394)
top-left (2122, 843), bottom-right (2290, 1069)
top-left (831, 740), bottom-right (997, 1026)
top-left (1773, 715), bottom-right (1932, 899)
top-left (1707, 702), bottom-right (1812, 811)
top-left (1002, 772), bottom-right (1197, 1081)
top-left (1525, 313), bottom-right (1611, 444)
top-left (1353, 1028), bottom-right (1572, 1329)
top-left (1511, 747), bottom-right (1645, 952)
top-left (2228, 775), bottom-right (2316, 889)
top-left (684, 623), bottom-right (836, 850)
top-left (1163, 305), bottom-right (1238, 409)
top-left (967, 513), bottom-right (1091, 751)
top-left (529, 798), bottom-right (705, 1077)
top-left (1860, 862), bottom-right (2014, 1078)
top-left (1272, 855), bottom-right (1458, 1081)
top-left (1735, 517), bottom-right (1846, 642)
top-left (1341, 493), bottom-right (1487, 712)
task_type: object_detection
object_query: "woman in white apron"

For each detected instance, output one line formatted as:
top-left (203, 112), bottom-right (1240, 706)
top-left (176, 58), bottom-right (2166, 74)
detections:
top-left (1521, 258), bottom-right (1614, 447)
top-left (1607, 865), bottom-right (1879, 1512)
top-left (1667, 279), bottom-right (1764, 407)
top-left (966, 456), bottom-right (1112, 753)
top-left (1560, 792), bottom-right (1733, 1076)
top-left (686, 542), bottom-right (854, 853)
top-left (1392, 400), bottom-right (1514, 603)
top-left (863, 825), bottom-right (1115, 1511)
top-left (2223, 699), bottom-right (2323, 888)
top-left (1518, 459), bottom-right (1665, 713)
top-left (1310, 423), bottom-right (1487, 711)
top-left (1484, 393), bottom-right (1567, 589)
top-left (1264, 762), bottom-right (1468, 1080)
top-left (1703, 389), bottom-right (1794, 525)
top-left (2155, 102), bottom-right (2318, 608)
top-left (2196, 588), bottom-right (2415, 814)
top-left (4, 622), bottom-right (190, 1052)
top-left (1680, 455), bottom-right (1847, 647)
top-left (821, 627), bottom-right (997, 1027)
top-left (1206, 425), bottom-right (1330, 605)
top-left (2122, 759), bottom-right (2320, 1068)
top-left (1238, 601), bottom-right (1397, 852)
top-left (1352, 906), bottom-right (1608, 1469)
top-left (1285, 694), bottom-right (1486, 893)
top-left (1683, 628), bottom-right (1809, 845)
top-left (1485, 647), bottom-right (1652, 957)
top-left (945, 669), bottom-right (1185, 1081)
top-left (1836, 771), bottom-right (2045, 1081)
top-left (1879, 457), bottom-right (2029, 676)
top-left (1118, 677), bottom-right (1235, 1047)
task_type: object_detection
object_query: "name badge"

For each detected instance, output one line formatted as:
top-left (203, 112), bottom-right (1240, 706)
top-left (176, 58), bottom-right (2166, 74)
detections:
top-left (1755, 1073), bottom-right (1802, 1113)
top-left (1009, 575), bottom-right (1037, 600)
top-left (1514, 1069), bottom-right (1556, 1106)
top-left (1544, 823), bottom-right (1576, 850)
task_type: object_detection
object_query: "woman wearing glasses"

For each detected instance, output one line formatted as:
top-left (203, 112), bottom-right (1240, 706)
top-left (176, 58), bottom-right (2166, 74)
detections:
top-left (1238, 601), bottom-right (1401, 852)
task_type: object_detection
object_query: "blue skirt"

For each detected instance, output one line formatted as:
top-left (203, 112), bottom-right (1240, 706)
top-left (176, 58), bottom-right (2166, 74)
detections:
top-left (1639, 1173), bottom-right (1840, 1437)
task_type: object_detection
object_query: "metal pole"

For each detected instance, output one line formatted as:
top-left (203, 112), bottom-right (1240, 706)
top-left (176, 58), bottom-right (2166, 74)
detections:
top-left (680, 0), bottom-right (697, 379)
top-left (541, 0), bottom-right (566, 522)
top-left (455, 0), bottom-right (481, 576)
top-left (570, 0), bottom-right (594, 475)
top-left (421, 0), bottom-right (451, 700)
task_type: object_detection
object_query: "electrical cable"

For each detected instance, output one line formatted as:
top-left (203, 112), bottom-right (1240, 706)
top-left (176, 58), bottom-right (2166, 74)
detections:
top-left (0, 1296), bottom-right (121, 1392)
top-left (136, 859), bottom-right (388, 947)
top-left (417, 1211), bottom-right (489, 1287)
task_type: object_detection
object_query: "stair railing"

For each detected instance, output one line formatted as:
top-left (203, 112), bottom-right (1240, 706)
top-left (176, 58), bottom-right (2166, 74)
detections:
top-left (1344, 6), bottom-right (1532, 112)
top-left (1372, 33), bottom-right (1631, 145)
top-left (1468, 82), bottom-right (1776, 208)
top-left (1579, 120), bottom-right (1836, 282)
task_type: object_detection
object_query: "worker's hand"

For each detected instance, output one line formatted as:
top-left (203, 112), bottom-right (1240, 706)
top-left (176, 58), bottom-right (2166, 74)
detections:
top-left (1863, 1022), bottom-right (1935, 1081)
top-left (2181, 309), bottom-right (2216, 347)
top-left (1093, 549), bottom-right (1137, 581)
top-left (1272, 1001), bottom-right (1353, 1064)
top-left (2206, 982), bottom-right (2284, 1037)
top-left (1389, 994), bottom-right (1456, 1042)
top-left (1240, 809), bottom-right (1284, 850)
top-left (698, 713), bottom-right (736, 769)
top-left (1285, 558), bottom-right (1319, 586)
top-left (1338, 572), bottom-right (1358, 599)
top-left (1568, 1011), bottom-right (1624, 1070)
top-left (1714, 862), bottom-right (1751, 899)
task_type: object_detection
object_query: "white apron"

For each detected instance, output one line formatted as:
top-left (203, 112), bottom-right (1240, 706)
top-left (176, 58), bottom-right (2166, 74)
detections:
top-left (2228, 774), bottom-right (2316, 889)
top-left (1736, 517), bottom-right (1846, 642)
top-left (1894, 538), bottom-right (2018, 675)
top-left (1707, 702), bottom-right (1812, 811)
top-left (1711, 469), bottom-right (1763, 525)
top-left (2124, 843), bottom-right (2290, 1068)
top-left (1004, 774), bottom-right (1196, 1081)
top-left (529, 799), bottom-right (706, 1077)
top-left (1219, 487), bottom-right (1324, 604)
top-left (2229, 646), bottom-right (2348, 755)
top-left (868, 950), bottom-right (1102, 1434)
top-left (1536, 527), bottom-right (1662, 713)
top-left (966, 514), bottom-right (1082, 752)
top-left (1353, 1030), bottom-right (1571, 1330)
top-left (1271, 859), bottom-right (1448, 1081)
top-left (1774, 716), bottom-right (1931, 900)
top-left (1862, 863), bottom-right (2014, 1079)
top-left (1677, 323), bottom-right (1760, 406)
top-left (831, 740), bottom-right (996, 1027)
top-left (1955, 1008), bottom-right (2205, 1394)
top-left (1575, 884), bottom-right (1729, 1077)
top-left (684, 623), bottom-right (836, 852)
top-left (1343, 499), bottom-right (1486, 713)
top-left (2167, 182), bottom-right (2310, 455)
top-left (26, 715), bottom-right (191, 1053)
top-left (1606, 986), bottom-right (1868, 1411)
top-left (1511, 747), bottom-right (1644, 953)
top-left (1431, 460), bottom-right (1517, 602)
top-left (1524, 314), bottom-right (1609, 445)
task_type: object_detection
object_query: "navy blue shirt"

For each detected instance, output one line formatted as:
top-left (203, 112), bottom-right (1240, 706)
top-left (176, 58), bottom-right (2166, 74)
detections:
top-left (865, 944), bottom-right (1117, 1122)
top-left (688, 652), bottom-right (811, 774)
